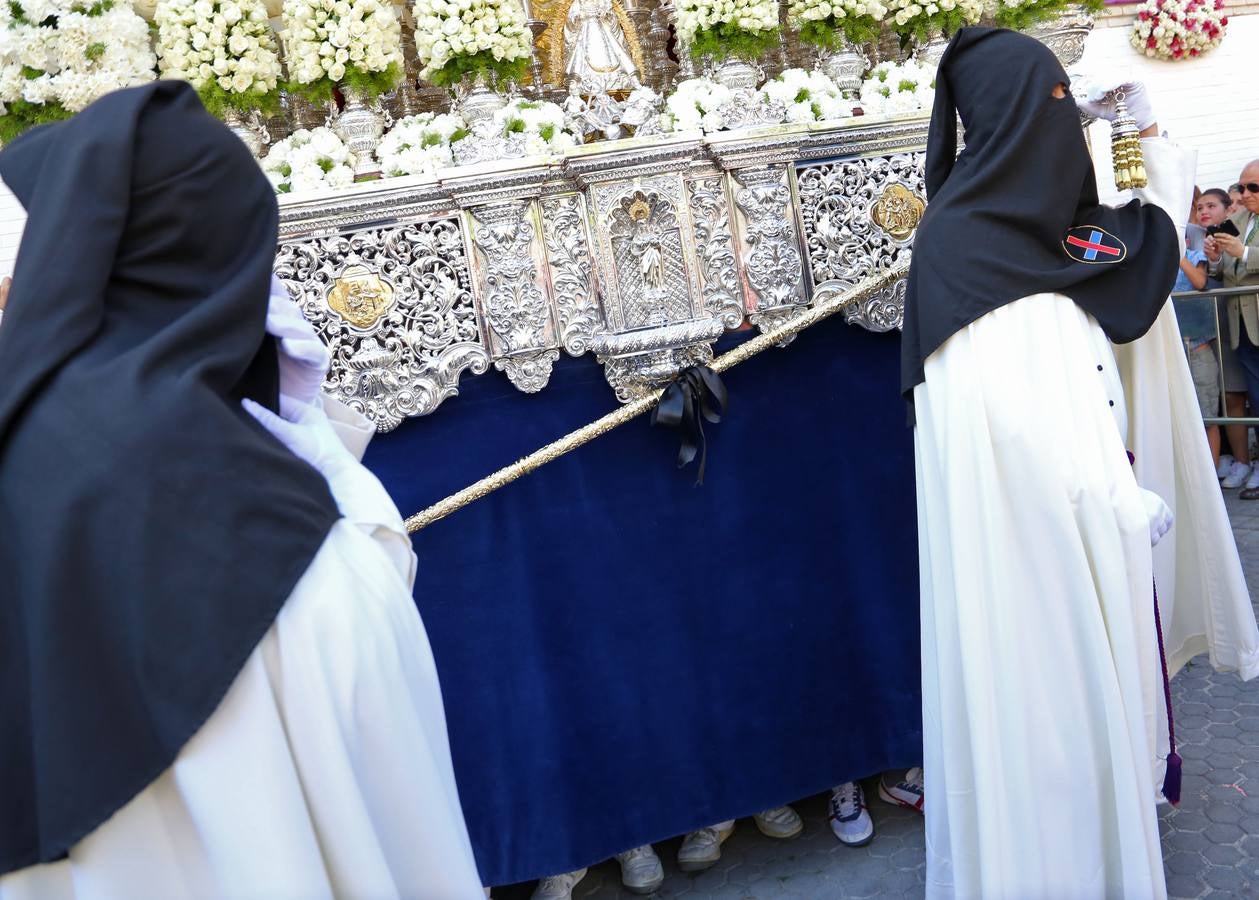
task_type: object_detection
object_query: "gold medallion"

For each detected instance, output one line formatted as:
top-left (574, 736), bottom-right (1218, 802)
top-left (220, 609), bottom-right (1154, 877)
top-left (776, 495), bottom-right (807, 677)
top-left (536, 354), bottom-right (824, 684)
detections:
top-left (871, 184), bottom-right (926, 241)
top-left (327, 266), bottom-right (395, 330)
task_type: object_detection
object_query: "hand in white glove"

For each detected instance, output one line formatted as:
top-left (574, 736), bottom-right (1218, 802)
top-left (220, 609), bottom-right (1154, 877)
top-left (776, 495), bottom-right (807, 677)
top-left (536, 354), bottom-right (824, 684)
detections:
top-left (1071, 75), bottom-right (1156, 132)
top-left (242, 397), bottom-right (354, 481)
top-left (1140, 488), bottom-right (1174, 547)
top-left (266, 275), bottom-right (330, 418)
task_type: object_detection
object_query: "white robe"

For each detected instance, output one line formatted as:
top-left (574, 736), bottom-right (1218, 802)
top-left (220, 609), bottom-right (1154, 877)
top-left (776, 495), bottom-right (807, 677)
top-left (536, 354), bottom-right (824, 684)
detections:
top-left (1106, 141), bottom-right (1259, 686)
top-left (915, 138), bottom-right (1220, 900)
top-left (0, 399), bottom-right (485, 900)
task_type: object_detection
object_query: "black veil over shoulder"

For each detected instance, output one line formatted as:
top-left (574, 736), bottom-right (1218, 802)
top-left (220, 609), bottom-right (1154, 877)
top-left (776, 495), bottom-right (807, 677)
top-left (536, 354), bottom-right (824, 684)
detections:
top-left (901, 27), bottom-right (1179, 400)
top-left (0, 81), bottom-right (340, 874)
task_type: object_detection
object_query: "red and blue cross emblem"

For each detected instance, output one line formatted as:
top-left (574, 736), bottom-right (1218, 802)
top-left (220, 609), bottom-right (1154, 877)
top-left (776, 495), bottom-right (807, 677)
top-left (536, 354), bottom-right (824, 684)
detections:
top-left (1063, 226), bottom-right (1127, 265)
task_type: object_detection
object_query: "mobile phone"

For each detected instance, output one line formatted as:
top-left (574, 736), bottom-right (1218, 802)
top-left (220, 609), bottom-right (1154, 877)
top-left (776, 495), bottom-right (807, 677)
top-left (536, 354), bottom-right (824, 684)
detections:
top-left (1207, 220), bottom-right (1241, 238)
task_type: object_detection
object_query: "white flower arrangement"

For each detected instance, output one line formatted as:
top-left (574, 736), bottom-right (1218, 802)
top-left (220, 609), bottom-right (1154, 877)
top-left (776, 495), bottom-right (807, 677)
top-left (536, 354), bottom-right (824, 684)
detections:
top-left (857, 58), bottom-right (935, 118)
top-left (0, 0), bottom-right (155, 141)
top-left (787, 0), bottom-right (886, 49)
top-left (758, 68), bottom-right (853, 123)
top-left (674, 0), bottom-right (780, 62)
top-left (154, 0), bottom-right (283, 117)
top-left (261, 126), bottom-right (357, 193)
top-left (491, 98), bottom-right (578, 154)
top-left (659, 76), bottom-right (736, 133)
top-left (1130, 0), bottom-right (1226, 61)
top-left (377, 111), bottom-right (469, 176)
top-left (281, 0), bottom-right (404, 100)
top-left (411, 0), bottom-right (531, 87)
top-left (882, 0), bottom-right (982, 41)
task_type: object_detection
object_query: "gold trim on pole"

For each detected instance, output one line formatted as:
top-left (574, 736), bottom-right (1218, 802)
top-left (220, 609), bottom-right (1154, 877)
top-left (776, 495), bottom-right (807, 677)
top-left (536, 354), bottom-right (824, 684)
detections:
top-left (404, 263), bottom-right (910, 533)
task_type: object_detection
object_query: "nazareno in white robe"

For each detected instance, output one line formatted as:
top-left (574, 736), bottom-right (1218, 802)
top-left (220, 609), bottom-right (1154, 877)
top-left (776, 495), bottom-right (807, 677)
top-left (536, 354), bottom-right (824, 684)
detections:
top-left (0, 398), bottom-right (486, 900)
top-left (1104, 144), bottom-right (1259, 686)
top-left (913, 136), bottom-right (1253, 900)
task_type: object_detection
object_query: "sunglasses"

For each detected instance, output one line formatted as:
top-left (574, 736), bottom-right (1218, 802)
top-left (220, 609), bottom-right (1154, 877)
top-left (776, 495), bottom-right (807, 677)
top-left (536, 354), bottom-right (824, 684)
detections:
top-left (1240, 183), bottom-right (1259, 195)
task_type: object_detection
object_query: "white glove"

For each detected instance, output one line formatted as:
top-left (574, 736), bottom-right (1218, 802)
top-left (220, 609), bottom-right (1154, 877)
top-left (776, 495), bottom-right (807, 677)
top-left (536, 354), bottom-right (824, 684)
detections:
top-left (1071, 75), bottom-right (1156, 132)
top-left (1140, 488), bottom-right (1174, 547)
top-left (266, 275), bottom-right (330, 418)
top-left (242, 397), bottom-right (355, 482)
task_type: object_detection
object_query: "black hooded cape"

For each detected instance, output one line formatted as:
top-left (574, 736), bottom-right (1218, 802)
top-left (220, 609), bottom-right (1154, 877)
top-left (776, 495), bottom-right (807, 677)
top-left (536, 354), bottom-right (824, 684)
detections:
top-left (901, 27), bottom-right (1180, 403)
top-left (0, 82), bottom-right (341, 874)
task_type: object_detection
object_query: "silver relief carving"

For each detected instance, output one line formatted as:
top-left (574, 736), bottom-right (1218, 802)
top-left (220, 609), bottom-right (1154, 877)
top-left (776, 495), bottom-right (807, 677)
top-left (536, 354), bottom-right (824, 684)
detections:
top-left (274, 218), bottom-right (488, 431)
top-left (541, 193), bottom-right (603, 355)
top-left (733, 165), bottom-right (807, 335)
top-left (582, 173), bottom-right (724, 401)
top-left (687, 175), bottom-right (744, 330)
top-left (470, 201), bottom-right (559, 393)
top-left (794, 151), bottom-right (925, 332)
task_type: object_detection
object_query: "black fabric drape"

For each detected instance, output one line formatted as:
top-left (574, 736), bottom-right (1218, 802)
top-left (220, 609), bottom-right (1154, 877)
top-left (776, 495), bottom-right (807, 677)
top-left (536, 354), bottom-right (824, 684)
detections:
top-left (0, 82), bottom-right (340, 874)
top-left (901, 27), bottom-right (1180, 400)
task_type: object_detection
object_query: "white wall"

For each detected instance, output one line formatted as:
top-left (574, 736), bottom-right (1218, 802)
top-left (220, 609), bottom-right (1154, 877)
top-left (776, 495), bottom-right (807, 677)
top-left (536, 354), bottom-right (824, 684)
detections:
top-left (1080, 6), bottom-right (1259, 193)
top-left (0, 179), bottom-right (25, 277)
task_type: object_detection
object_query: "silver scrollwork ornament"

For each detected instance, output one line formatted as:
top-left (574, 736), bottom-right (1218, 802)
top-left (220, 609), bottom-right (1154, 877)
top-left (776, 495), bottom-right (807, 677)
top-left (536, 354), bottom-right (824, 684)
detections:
top-left (274, 218), bottom-right (489, 431)
top-left (471, 202), bottom-right (560, 393)
top-left (541, 194), bottom-right (603, 355)
top-left (734, 166), bottom-right (807, 336)
top-left (794, 152), bottom-right (926, 332)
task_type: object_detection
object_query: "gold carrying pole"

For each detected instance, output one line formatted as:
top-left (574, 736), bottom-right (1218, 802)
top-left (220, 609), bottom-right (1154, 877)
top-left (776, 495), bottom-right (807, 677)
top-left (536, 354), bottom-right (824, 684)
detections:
top-left (405, 262), bottom-right (911, 533)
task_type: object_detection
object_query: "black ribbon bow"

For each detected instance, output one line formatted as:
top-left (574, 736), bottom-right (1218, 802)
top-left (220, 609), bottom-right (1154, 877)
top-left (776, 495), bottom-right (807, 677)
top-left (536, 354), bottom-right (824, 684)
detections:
top-left (651, 365), bottom-right (728, 485)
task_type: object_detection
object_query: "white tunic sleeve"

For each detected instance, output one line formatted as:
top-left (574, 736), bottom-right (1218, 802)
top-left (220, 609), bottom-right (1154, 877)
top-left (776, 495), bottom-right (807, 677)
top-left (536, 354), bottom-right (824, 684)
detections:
top-left (316, 398), bottom-right (417, 590)
top-left (322, 394), bottom-right (375, 462)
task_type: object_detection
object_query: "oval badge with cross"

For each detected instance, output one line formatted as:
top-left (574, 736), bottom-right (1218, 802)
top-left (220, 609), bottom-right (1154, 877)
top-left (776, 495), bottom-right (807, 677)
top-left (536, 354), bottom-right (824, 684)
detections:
top-left (1063, 225), bottom-right (1127, 265)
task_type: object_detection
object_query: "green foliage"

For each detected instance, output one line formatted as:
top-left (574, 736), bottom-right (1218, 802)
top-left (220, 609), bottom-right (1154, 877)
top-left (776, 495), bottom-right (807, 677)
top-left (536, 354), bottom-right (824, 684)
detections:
top-left (70, 0), bottom-right (114, 15)
top-left (0, 98), bottom-right (71, 144)
top-left (690, 24), bottom-right (780, 62)
top-left (798, 14), bottom-right (881, 50)
top-left (198, 82), bottom-right (281, 118)
top-left (425, 51), bottom-right (529, 89)
top-left (993, 0), bottom-right (1102, 31)
top-left (287, 62), bottom-right (402, 104)
top-left (84, 41), bottom-right (106, 62)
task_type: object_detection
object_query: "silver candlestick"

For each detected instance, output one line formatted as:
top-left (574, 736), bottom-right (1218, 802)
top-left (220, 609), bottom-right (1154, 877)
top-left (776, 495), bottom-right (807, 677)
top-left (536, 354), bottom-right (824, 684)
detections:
top-left (527, 18), bottom-right (550, 99)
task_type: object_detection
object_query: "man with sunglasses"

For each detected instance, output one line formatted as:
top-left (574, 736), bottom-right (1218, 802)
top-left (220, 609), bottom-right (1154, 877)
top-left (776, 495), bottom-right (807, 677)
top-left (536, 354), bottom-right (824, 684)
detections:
top-left (1206, 162), bottom-right (1259, 498)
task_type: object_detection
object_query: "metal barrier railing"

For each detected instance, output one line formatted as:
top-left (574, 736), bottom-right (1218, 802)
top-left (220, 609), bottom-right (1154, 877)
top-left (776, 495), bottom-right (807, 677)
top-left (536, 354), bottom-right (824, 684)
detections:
top-left (1168, 284), bottom-right (1259, 427)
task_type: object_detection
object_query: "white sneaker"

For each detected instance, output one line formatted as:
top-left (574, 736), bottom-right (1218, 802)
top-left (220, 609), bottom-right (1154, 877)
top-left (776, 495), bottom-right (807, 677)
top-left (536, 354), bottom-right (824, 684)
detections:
top-left (829, 782), bottom-right (875, 847)
top-left (1223, 461), bottom-right (1252, 489)
top-left (531, 869), bottom-right (587, 900)
top-left (878, 767), bottom-right (924, 813)
top-left (1218, 454), bottom-right (1235, 480)
top-left (677, 821), bottom-right (734, 872)
top-left (753, 804), bottom-right (803, 839)
top-left (1245, 467), bottom-right (1259, 490)
top-left (614, 845), bottom-right (664, 895)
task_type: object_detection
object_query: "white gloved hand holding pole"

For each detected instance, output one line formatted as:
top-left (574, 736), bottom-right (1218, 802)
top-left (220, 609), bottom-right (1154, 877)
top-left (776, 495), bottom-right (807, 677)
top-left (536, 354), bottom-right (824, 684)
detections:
top-left (1071, 75), bottom-right (1156, 131)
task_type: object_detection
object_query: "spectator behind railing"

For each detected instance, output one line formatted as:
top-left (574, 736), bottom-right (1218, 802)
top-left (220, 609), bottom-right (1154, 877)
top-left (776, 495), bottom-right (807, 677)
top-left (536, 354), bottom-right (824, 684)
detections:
top-left (1194, 188), bottom-right (1253, 479)
top-left (1206, 162), bottom-right (1259, 498)
top-left (1175, 191), bottom-right (1221, 466)
top-left (1230, 183), bottom-right (1246, 217)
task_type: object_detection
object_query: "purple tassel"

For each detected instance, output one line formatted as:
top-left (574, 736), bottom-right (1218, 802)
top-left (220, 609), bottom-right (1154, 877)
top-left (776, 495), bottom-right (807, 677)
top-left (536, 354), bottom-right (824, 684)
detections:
top-left (1153, 579), bottom-right (1180, 806)
top-left (1163, 751), bottom-right (1183, 807)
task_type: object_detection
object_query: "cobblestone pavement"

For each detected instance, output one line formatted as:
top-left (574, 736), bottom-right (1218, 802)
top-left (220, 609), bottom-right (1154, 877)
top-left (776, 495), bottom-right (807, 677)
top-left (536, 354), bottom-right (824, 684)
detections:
top-left (505, 491), bottom-right (1259, 900)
